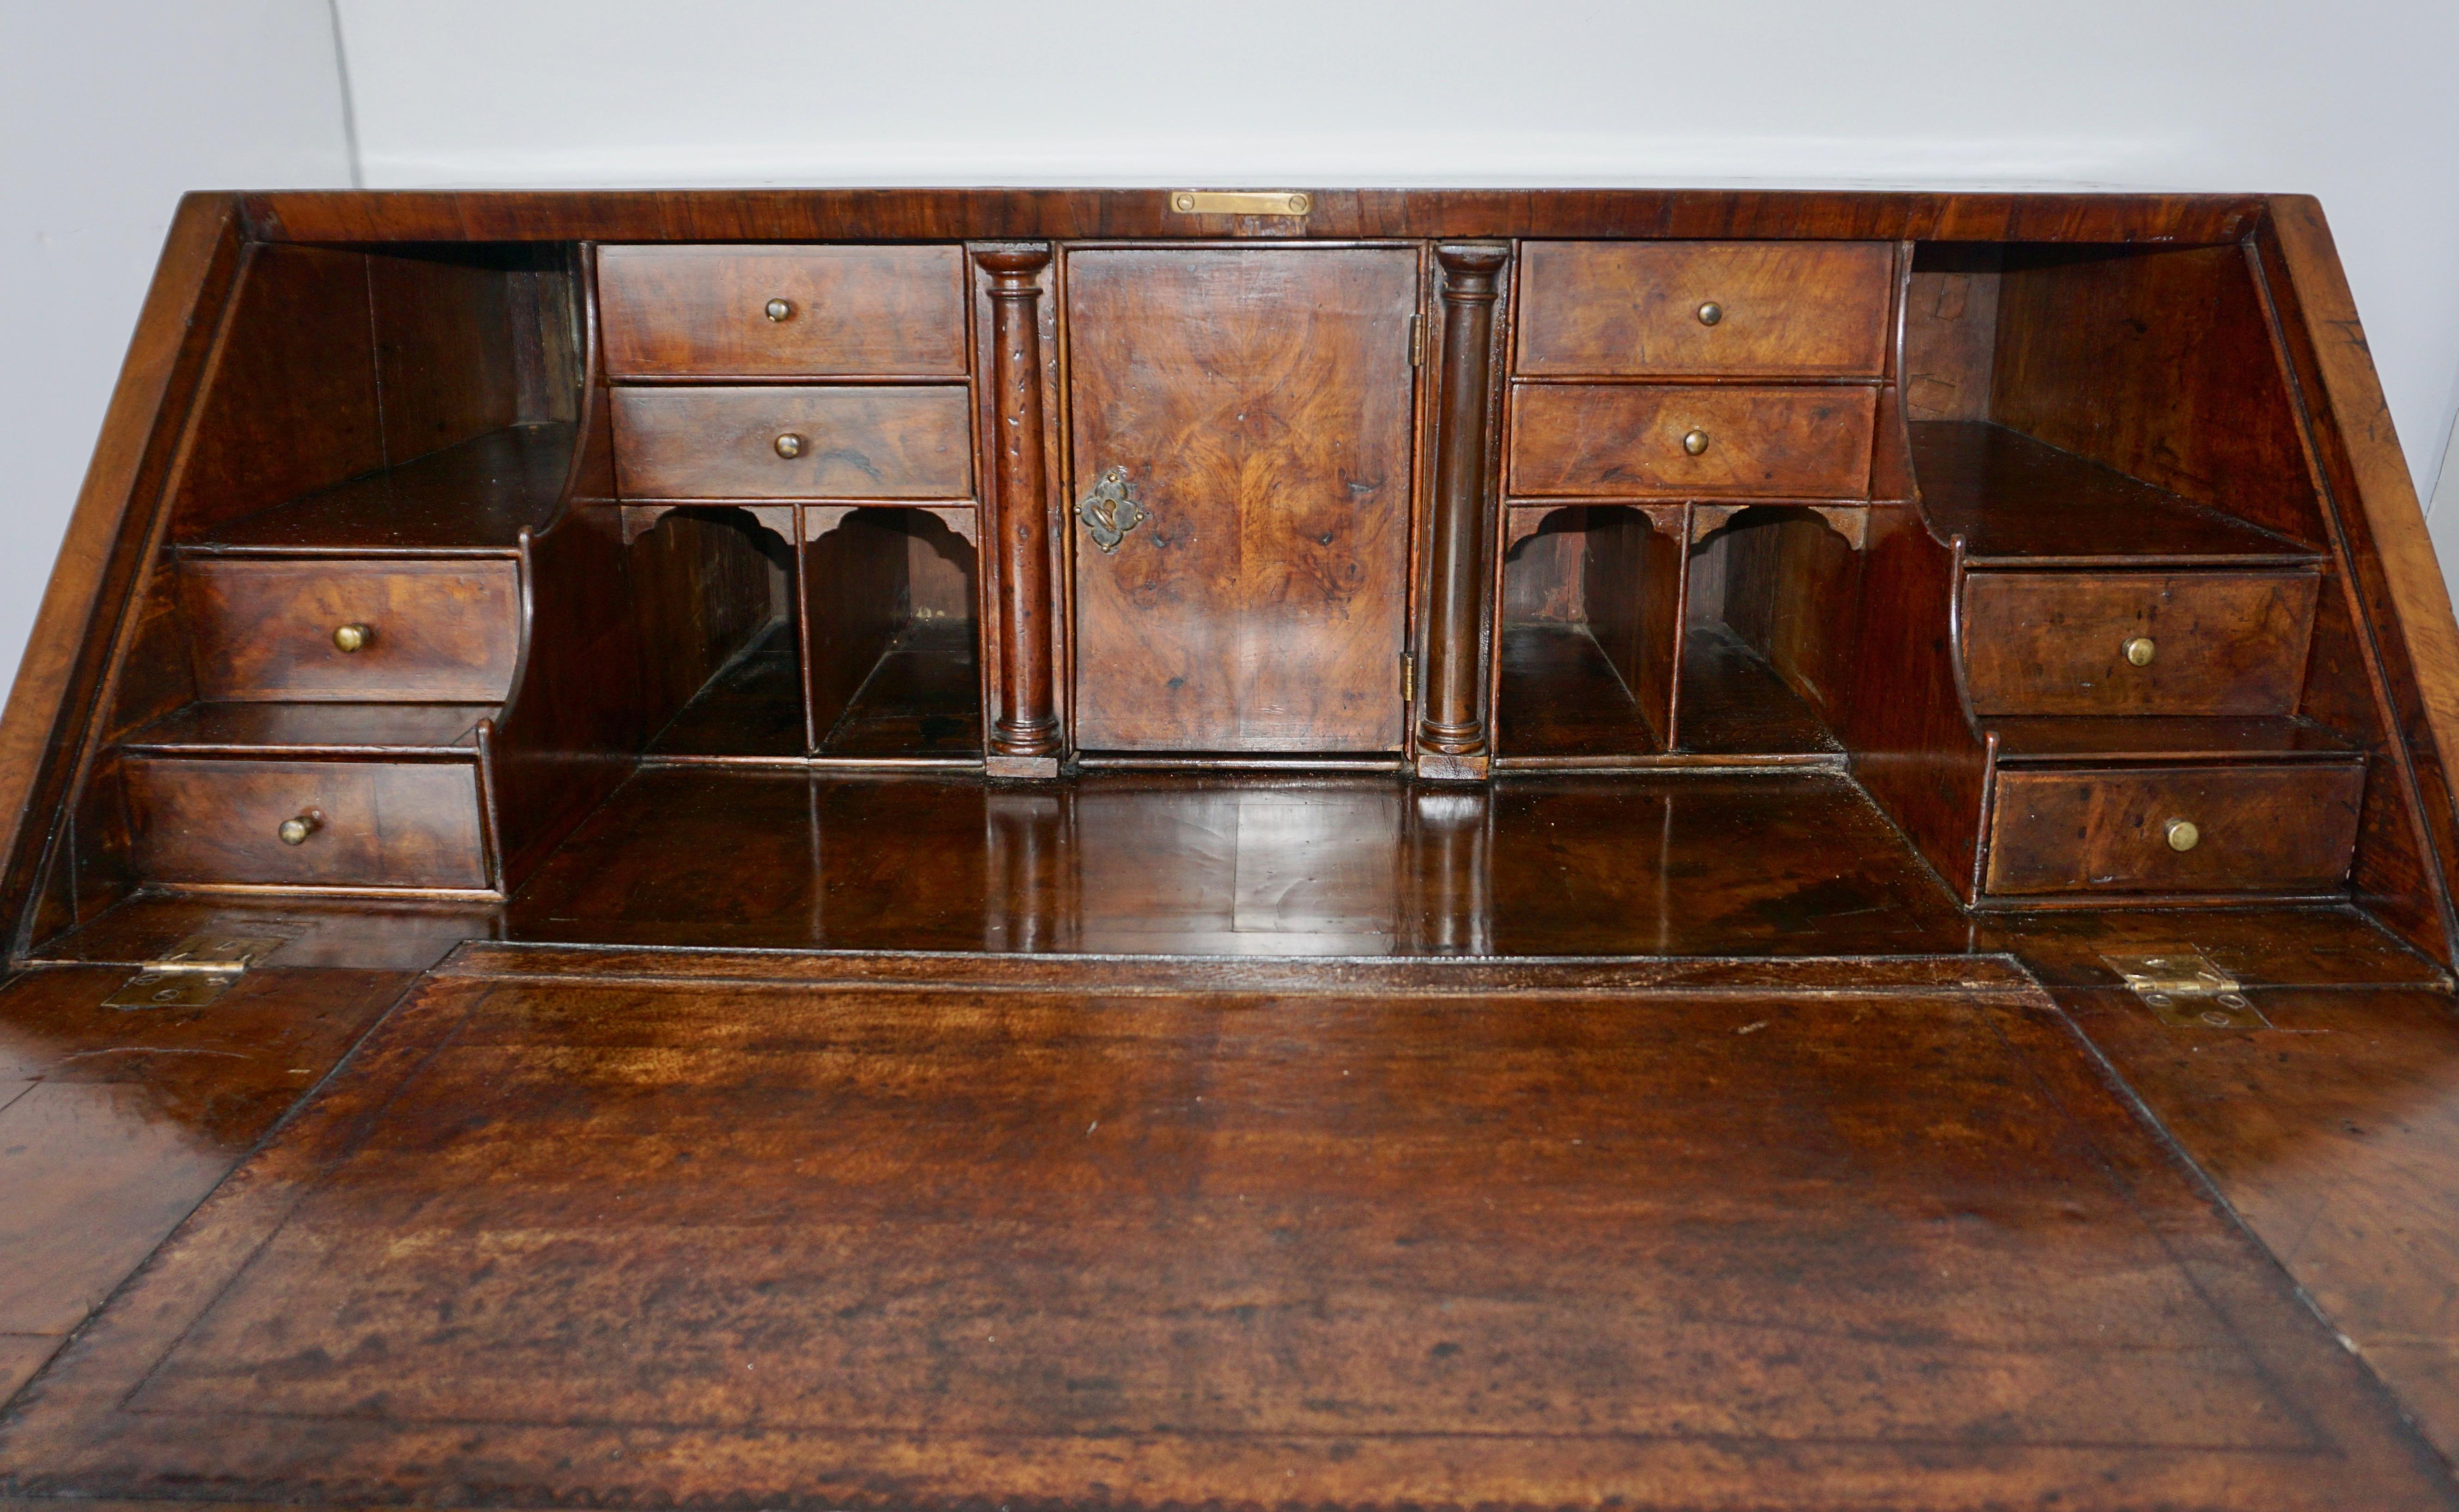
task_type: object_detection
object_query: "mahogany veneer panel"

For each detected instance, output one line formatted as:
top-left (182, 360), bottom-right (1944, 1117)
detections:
top-left (598, 244), bottom-right (968, 378)
top-left (1511, 384), bottom-right (1875, 498)
top-left (190, 424), bottom-right (571, 555)
top-left (1986, 762), bottom-right (2364, 896)
top-left (1910, 421), bottom-right (2319, 564)
top-left (120, 702), bottom-right (491, 756)
top-left (3, 949), bottom-right (2448, 1509)
top-left (1517, 240), bottom-right (1894, 377)
top-left (614, 386), bottom-right (973, 500)
top-left (181, 558), bottom-right (520, 703)
top-left (1962, 569), bottom-right (2320, 716)
top-left (123, 758), bottom-right (487, 890)
top-left (1986, 715), bottom-right (2359, 762)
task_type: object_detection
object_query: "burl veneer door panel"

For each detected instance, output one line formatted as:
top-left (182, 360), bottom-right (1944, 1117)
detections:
top-left (1067, 249), bottom-right (1418, 753)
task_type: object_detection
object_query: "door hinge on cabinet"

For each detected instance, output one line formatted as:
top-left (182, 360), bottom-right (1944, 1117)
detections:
top-left (105, 932), bottom-right (286, 1009)
top-left (2102, 952), bottom-right (2268, 1028)
top-left (1401, 651), bottom-right (1416, 703)
top-left (1409, 314), bottom-right (1424, 367)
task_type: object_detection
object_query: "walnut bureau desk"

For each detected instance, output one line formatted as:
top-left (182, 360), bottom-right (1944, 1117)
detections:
top-left (5, 189), bottom-right (2459, 1511)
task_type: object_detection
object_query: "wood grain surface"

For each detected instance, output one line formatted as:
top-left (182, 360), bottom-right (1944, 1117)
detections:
top-left (1510, 383), bottom-right (1875, 498)
top-left (180, 558), bottom-right (521, 703)
top-left (3, 947), bottom-right (2449, 1509)
top-left (1066, 248), bottom-right (1418, 752)
top-left (598, 244), bottom-right (967, 378)
top-left (1962, 569), bottom-right (2321, 716)
top-left (123, 757), bottom-right (487, 890)
top-left (1985, 761), bottom-right (2365, 896)
top-left (614, 386), bottom-right (973, 500)
top-left (1517, 240), bottom-right (1894, 377)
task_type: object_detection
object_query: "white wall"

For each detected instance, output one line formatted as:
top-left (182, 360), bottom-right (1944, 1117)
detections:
top-left (0, 0), bottom-right (354, 698)
top-left (9, 0), bottom-right (2459, 699)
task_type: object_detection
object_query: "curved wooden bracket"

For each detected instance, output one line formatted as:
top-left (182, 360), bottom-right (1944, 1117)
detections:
top-left (804, 503), bottom-right (979, 549)
top-left (1690, 503), bottom-right (1869, 552)
top-left (620, 503), bottom-right (795, 550)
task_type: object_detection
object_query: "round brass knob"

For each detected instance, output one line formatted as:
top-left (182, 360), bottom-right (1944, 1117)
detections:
top-left (2165, 818), bottom-right (2201, 853)
top-left (2124, 636), bottom-right (2156, 667)
top-left (1697, 301), bottom-right (1724, 326)
top-left (774, 432), bottom-right (805, 459)
top-left (1682, 428), bottom-right (1711, 457)
top-left (277, 810), bottom-right (322, 847)
top-left (331, 623), bottom-right (371, 653)
top-left (764, 298), bottom-right (793, 322)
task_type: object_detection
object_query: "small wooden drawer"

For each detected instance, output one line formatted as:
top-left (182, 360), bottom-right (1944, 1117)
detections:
top-left (599, 245), bottom-right (968, 378)
top-left (125, 757), bottom-right (490, 890)
top-left (1963, 570), bottom-right (2319, 717)
top-left (183, 558), bottom-right (521, 702)
top-left (1517, 242), bottom-right (1894, 377)
top-left (614, 386), bottom-right (974, 501)
top-left (1984, 762), bottom-right (2363, 897)
top-left (1509, 384), bottom-right (1874, 498)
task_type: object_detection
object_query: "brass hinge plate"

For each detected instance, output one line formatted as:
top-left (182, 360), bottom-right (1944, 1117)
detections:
top-left (2102, 951), bottom-right (2268, 1028)
top-left (1401, 651), bottom-right (1416, 703)
top-left (1169, 190), bottom-right (1312, 217)
top-left (1409, 314), bottom-right (1424, 367)
top-left (104, 932), bottom-right (286, 1010)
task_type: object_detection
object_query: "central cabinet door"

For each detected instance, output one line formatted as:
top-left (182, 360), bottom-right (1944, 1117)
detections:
top-left (1067, 247), bottom-right (1419, 753)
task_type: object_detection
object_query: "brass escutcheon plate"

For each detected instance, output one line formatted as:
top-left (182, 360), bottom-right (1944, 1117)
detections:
top-left (1077, 467), bottom-right (1151, 553)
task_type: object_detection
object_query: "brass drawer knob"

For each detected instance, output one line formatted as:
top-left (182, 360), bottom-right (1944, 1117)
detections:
top-left (2165, 818), bottom-right (2201, 853)
top-left (2123, 636), bottom-right (2156, 667)
top-left (764, 297), bottom-right (794, 322)
top-left (1682, 428), bottom-right (1711, 457)
top-left (331, 622), bottom-right (371, 653)
top-left (277, 810), bottom-right (323, 847)
top-left (774, 432), bottom-right (805, 459)
top-left (1696, 301), bottom-right (1723, 326)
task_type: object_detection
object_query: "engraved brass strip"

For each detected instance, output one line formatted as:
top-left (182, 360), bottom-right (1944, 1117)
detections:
top-left (1169, 191), bottom-right (1312, 217)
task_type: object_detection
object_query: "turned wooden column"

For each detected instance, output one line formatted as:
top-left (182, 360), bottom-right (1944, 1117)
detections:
top-left (977, 245), bottom-right (1063, 777)
top-left (1417, 242), bottom-right (1510, 780)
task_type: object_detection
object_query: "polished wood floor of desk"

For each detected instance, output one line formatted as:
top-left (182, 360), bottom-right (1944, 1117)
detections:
top-left (4, 771), bottom-right (2458, 1509)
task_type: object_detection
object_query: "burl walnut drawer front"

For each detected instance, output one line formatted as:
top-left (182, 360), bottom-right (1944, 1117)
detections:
top-left (183, 558), bottom-right (521, 702)
top-left (598, 245), bottom-right (968, 378)
top-left (1963, 570), bottom-right (2319, 716)
top-left (614, 386), bottom-right (974, 500)
top-left (1517, 242), bottom-right (1894, 377)
top-left (1509, 384), bottom-right (1875, 498)
top-left (1985, 762), bottom-right (2363, 897)
top-left (125, 757), bottom-right (490, 889)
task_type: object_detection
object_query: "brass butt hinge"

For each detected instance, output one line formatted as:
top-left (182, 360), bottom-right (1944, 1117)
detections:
top-left (2102, 951), bottom-right (2268, 1028)
top-left (105, 932), bottom-right (286, 1009)
top-left (1409, 314), bottom-right (1424, 367)
top-left (1401, 651), bottom-right (1416, 703)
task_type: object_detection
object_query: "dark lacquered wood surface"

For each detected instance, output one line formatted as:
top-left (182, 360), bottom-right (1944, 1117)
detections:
top-left (1066, 248), bottom-right (1418, 753)
top-left (5, 945), bottom-right (2452, 1509)
top-left (1911, 422), bottom-right (2321, 565)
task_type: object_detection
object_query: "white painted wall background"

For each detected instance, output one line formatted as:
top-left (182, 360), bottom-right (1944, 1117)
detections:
top-left (7, 0), bottom-right (2459, 698)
